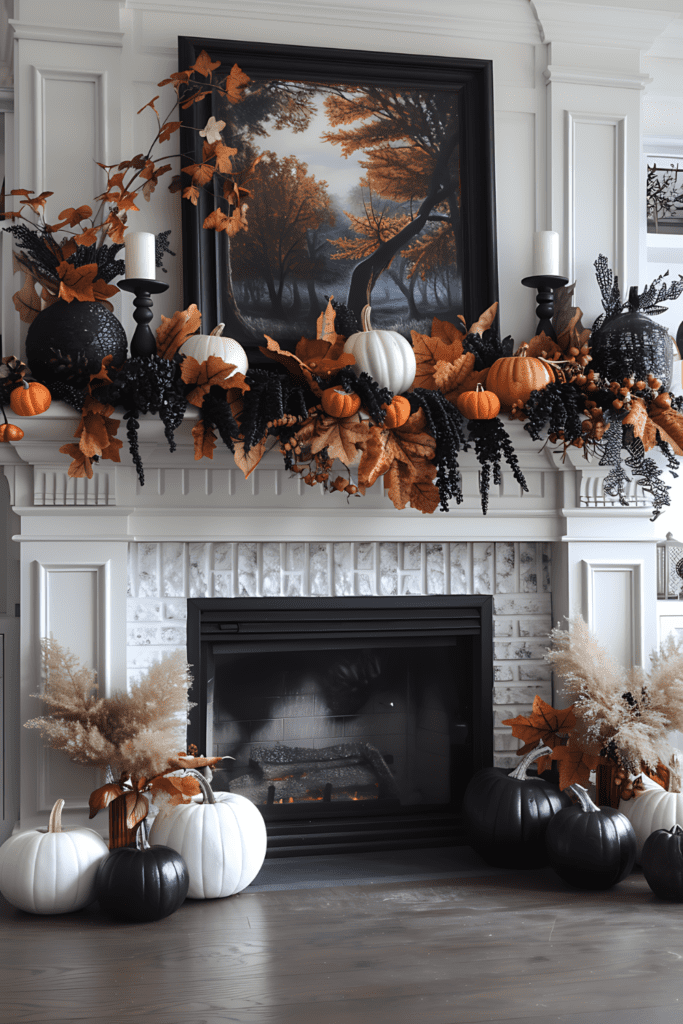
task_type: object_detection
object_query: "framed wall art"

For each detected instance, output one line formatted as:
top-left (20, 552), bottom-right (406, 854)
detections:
top-left (179, 36), bottom-right (498, 364)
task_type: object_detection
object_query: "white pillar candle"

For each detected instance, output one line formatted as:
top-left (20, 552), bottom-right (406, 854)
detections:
top-left (533, 230), bottom-right (560, 276)
top-left (124, 231), bottom-right (156, 280)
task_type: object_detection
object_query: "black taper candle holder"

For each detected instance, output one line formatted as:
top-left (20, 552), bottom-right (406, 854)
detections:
top-left (119, 278), bottom-right (169, 358)
top-left (521, 274), bottom-right (569, 341)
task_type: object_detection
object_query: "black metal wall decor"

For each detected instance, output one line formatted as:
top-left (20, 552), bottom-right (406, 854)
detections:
top-left (179, 35), bottom-right (499, 366)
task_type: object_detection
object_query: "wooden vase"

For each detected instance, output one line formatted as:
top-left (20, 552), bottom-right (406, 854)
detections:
top-left (595, 762), bottom-right (621, 809)
top-left (108, 793), bottom-right (138, 850)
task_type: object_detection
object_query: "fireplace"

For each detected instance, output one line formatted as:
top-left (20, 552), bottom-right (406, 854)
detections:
top-left (187, 596), bottom-right (493, 855)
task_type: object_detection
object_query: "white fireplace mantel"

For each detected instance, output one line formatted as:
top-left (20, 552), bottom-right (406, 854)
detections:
top-left (1, 403), bottom-right (661, 834)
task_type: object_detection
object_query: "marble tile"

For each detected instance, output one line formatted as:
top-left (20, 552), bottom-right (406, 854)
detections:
top-left (128, 599), bottom-right (163, 622)
top-left (212, 542), bottom-right (233, 572)
top-left (518, 615), bottom-right (553, 638)
top-left (188, 542), bottom-right (210, 598)
top-left (493, 728), bottom-right (520, 751)
top-left (426, 543), bottom-right (445, 594)
top-left (161, 542), bottom-right (185, 597)
top-left (542, 542), bottom-right (552, 590)
top-left (519, 541), bottom-right (538, 593)
top-left (494, 663), bottom-right (515, 682)
top-left (136, 542), bottom-right (160, 597)
top-left (127, 625), bottom-right (159, 646)
top-left (285, 542), bottom-right (306, 573)
top-left (262, 542), bottom-right (282, 596)
top-left (403, 542), bottom-right (422, 571)
top-left (160, 626), bottom-right (186, 646)
top-left (212, 571), bottom-right (234, 598)
top-left (493, 593), bottom-right (551, 615)
top-left (473, 542), bottom-right (493, 594)
top-left (494, 753), bottom-right (519, 769)
top-left (309, 543), bottom-right (331, 596)
top-left (163, 600), bottom-right (187, 621)
top-left (494, 683), bottom-right (553, 704)
top-left (357, 542), bottom-right (375, 570)
top-left (494, 706), bottom-right (530, 727)
top-left (449, 543), bottom-right (470, 594)
top-left (380, 543), bottom-right (398, 596)
top-left (495, 542), bottom-right (515, 593)
top-left (333, 542), bottom-right (353, 596)
top-left (518, 662), bottom-right (552, 682)
top-left (238, 542), bottom-right (258, 597)
top-left (356, 572), bottom-right (375, 596)
top-left (493, 617), bottom-right (514, 637)
top-left (494, 639), bottom-right (550, 661)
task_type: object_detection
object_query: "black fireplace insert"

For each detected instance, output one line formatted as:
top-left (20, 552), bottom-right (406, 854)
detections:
top-left (187, 596), bottom-right (493, 855)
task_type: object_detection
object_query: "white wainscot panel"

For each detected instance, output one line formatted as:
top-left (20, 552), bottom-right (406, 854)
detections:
top-left (34, 561), bottom-right (112, 814)
top-left (33, 66), bottom-right (106, 215)
top-left (581, 559), bottom-right (643, 670)
top-left (566, 111), bottom-right (626, 287)
top-left (495, 109), bottom-right (537, 337)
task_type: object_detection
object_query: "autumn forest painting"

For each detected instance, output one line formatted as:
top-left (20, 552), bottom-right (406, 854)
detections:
top-left (181, 40), bottom-right (496, 354)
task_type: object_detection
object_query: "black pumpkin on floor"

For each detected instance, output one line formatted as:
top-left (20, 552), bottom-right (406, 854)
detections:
top-left (642, 824), bottom-right (683, 901)
top-left (462, 744), bottom-right (572, 868)
top-left (25, 300), bottom-right (128, 387)
top-left (95, 830), bottom-right (189, 922)
top-left (545, 784), bottom-right (636, 890)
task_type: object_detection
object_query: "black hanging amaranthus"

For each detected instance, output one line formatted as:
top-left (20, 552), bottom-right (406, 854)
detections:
top-left (334, 368), bottom-right (392, 424)
top-left (237, 369), bottom-right (315, 454)
top-left (523, 382), bottom-right (588, 447)
top-left (462, 326), bottom-right (515, 370)
top-left (466, 418), bottom-right (529, 515)
top-left (411, 389), bottom-right (470, 510)
top-left (96, 356), bottom-right (188, 485)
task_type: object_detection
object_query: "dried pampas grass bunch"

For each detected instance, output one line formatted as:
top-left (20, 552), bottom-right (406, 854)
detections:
top-left (25, 637), bottom-right (195, 784)
top-left (546, 616), bottom-right (683, 775)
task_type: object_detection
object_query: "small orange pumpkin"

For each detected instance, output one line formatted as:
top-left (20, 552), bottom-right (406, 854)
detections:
top-left (381, 395), bottom-right (411, 428)
top-left (0, 423), bottom-right (24, 442)
top-left (321, 387), bottom-right (361, 418)
top-left (486, 347), bottom-right (554, 410)
top-left (456, 383), bottom-right (500, 420)
top-left (9, 380), bottom-right (52, 417)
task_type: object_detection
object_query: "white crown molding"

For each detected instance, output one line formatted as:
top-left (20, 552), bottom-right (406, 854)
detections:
top-left (8, 20), bottom-right (125, 48)
top-left (643, 135), bottom-right (683, 157)
top-left (545, 65), bottom-right (652, 90)
top-left (124, 0), bottom-right (542, 46)
top-left (530, 0), bottom-right (675, 50)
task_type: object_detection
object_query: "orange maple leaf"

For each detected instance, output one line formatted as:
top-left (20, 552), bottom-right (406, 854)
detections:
top-left (233, 437), bottom-right (267, 479)
top-left (20, 191), bottom-right (53, 213)
top-left (115, 191), bottom-right (140, 212)
top-left (74, 225), bottom-right (98, 247)
top-left (159, 120), bottom-right (181, 143)
top-left (137, 95), bottom-right (159, 115)
top-left (502, 695), bottom-right (577, 757)
top-left (12, 272), bottom-right (41, 324)
top-left (411, 319), bottom-right (466, 390)
top-left (310, 415), bottom-right (370, 466)
top-left (59, 442), bottom-right (93, 479)
top-left (148, 775), bottom-right (202, 807)
top-left (58, 205), bottom-right (93, 227)
top-left (191, 50), bottom-right (221, 78)
top-left (181, 356), bottom-right (243, 408)
top-left (88, 783), bottom-right (125, 818)
top-left (552, 738), bottom-right (608, 791)
top-left (202, 208), bottom-right (232, 232)
top-left (182, 186), bottom-right (200, 206)
top-left (192, 419), bottom-right (217, 460)
top-left (104, 211), bottom-right (126, 243)
top-left (57, 262), bottom-right (99, 303)
top-left (260, 335), bottom-right (354, 395)
top-left (224, 64), bottom-right (250, 103)
top-left (156, 304), bottom-right (202, 359)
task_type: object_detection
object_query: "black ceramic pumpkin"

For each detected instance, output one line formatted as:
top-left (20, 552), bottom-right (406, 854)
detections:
top-left (590, 285), bottom-right (673, 388)
top-left (642, 823), bottom-right (683, 901)
top-left (462, 745), bottom-right (572, 868)
top-left (26, 300), bottom-right (128, 387)
top-left (95, 832), bottom-right (189, 922)
top-left (545, 784), bottom-right (636, 890)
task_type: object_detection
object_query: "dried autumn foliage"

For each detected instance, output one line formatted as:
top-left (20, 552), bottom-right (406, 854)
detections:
top-left (260, 334), bottom-right (355, 395)
top-left (502, 695), bottom-right (577, 760)
top-left (411, 304), bottom-right (497, 398)
top-left (181, 355), bottom-right (249, 409)
top-left (192, 419), bottom-right (217, 460)
top-left (156, 304), bottom-right (203, 359)
top-left (357, 409), bottom-right (437, 511)
top-left (59, 359), bottom-right (122, 479)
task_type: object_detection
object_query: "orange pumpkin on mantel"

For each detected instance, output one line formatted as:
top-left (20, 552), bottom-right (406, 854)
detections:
top-left (381, 395), bottom-right (411, 429)
top-left (486, 346), bottom-right (554, 411)
top-left (9, 380), bottom-right (52, 417)
top-left (321, 387), bottom-right (362, 419)
top-left (456, 383), bottom-right (500, 421)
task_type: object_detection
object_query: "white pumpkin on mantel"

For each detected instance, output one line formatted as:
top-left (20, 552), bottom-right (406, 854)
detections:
top-left (149, 773), bottom-right (266, 899)
top-left (180, 323), bottom-right (249, 377)
top-left (343, 305), bottom-right (416, 395)
top-left (0, 799), bottom-right (108, 914)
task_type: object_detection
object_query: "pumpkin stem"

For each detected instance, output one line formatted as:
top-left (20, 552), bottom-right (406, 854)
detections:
top-left (475, 383), bottom-right (485, 392)
top-left (360, 305), bottom-right (373, 332)
top-left (48, 798), bottom-right (65, 833)
top-left (566, 783), bottom-right (600, 812)
top-left (22, 380), bottom-right (30, 390)
top-left (507, 743), bottom-right (554, 781)
top-left (185, 767), bottom-right (216, 804)
top-left (210, 324), bottom-right (225, 337)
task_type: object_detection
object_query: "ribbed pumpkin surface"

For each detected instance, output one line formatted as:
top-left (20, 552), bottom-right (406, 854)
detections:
top-left (619, 788), bottom-right (683, 863)
top-left (486, 356), bottom-right (553, 410)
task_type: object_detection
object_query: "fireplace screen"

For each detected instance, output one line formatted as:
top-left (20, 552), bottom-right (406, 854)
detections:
top-left (187, 597), bottom-right (493, 832)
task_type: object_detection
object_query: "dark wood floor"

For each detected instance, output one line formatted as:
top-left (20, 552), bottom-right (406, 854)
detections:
top-left (2, 859), bottom-right (683, 1024)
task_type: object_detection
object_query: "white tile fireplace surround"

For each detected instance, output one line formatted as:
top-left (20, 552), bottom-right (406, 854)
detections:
top-left (1, 403), bottom-right (661, 835)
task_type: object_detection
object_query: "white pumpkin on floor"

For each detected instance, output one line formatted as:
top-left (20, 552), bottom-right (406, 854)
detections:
top-left (619, 768), bottom-right (683, 863)
top-left (0, 799), bottom-right (108, 914)
top-left (149, 773), bottom-right (267, 898)
top-left (179, 323), bottom-right (249, 377)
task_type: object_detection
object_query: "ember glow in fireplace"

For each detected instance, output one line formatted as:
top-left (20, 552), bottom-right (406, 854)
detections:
top-left (187, 596), bottom-right (493, 854)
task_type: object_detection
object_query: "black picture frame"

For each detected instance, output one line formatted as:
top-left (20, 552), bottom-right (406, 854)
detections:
top-left (179, 35), bottom-right (498, 366)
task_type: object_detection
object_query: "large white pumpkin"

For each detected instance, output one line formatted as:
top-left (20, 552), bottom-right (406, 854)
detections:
top-left (180, 324), bottom-right (249, 377)
top-left (619, 771), bottom-right (683, 863)
top-left (344, 305), bottom-right (416, 395)
top-left (149, 775), bottom-right (267, 899)
top-left (0, 799), bottom-right (108, 914)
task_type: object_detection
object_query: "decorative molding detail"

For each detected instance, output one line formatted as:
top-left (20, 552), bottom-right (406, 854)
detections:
top-left (31, 66), bottom-right (108, 196)
top-left (643, 136), bottom-right (683, 158)
top-left (9, 21), bottom-right (125, 48)
top-left (581, 559), bottom-right (644, 667)
top-left (35, 559), bottom-right (113, 812)
top-left (577, 469), bottom-right (649, 509)
top-left (564, 110), bottom-right (627, 287)
top-left (545, 66), bottom-right (652, 91)
top-left (32, 467), bottom-right (115, 507)
top-left (124, 0), bottom-right (541, 45)
top-left (530, 0), bottom-right (674, 51)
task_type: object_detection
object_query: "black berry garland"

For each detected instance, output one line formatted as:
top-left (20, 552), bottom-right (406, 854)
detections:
top-left (411, 388), bottom-right (469, 510)
top-left (334, 368), bottom-right (392, 423)
top-left (523, 382), bottom-right (588, 445)
top-left (467, 418), bottom-right (529, 515)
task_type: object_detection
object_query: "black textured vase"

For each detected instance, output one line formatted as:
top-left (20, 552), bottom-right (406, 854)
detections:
top-left (590, 286), bottom-right (674, 388)
top-left (25, 300), bottom-right (128, 386)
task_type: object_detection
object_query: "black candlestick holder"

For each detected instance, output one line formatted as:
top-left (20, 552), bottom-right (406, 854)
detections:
top-left (118, 278), bottom-right (169, 358)
top-left (521, 274), bottom-right (568, 340)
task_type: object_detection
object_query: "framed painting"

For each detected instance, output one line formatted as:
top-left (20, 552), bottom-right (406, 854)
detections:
top-left (179, 36), bottom-right (498, 365)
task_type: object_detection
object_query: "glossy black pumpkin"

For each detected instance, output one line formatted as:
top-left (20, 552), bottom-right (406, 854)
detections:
top-left (545, 784), bottom-right (636, 890)
top-left (590, 286), bottom-right (673, 388)
top-left (26, 300), bottom-right (128, 387)
top-left (95, 841), bottom-right (189, 922)
top-left (642, 824), bottom-right (683, 901)
top-left (462, 745), bottom-right (572, 868)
